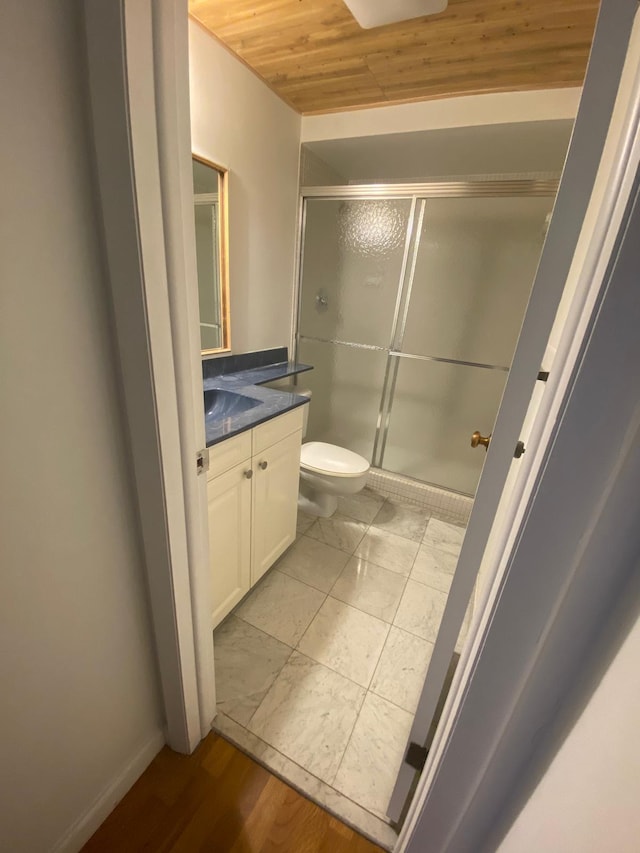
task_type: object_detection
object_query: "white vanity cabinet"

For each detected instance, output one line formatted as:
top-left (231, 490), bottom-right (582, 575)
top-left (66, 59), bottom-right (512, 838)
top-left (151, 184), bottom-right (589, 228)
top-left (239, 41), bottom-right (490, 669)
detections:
top-left (251, 428), bottom-right (302, 585)
top-left (206, 406), bottom-right (304, 628)
top-left (207, 457), bottom-right (252, 628)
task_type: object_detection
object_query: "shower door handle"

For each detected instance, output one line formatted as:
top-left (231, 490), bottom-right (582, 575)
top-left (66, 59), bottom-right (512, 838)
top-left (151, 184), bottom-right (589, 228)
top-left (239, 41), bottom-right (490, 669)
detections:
top-left (471, 431), bottom-right (491, 451)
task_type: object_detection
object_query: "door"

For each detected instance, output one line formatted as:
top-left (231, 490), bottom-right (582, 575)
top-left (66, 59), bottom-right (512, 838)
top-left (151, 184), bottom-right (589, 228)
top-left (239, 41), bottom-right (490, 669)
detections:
top-left (208, 460), bottom-right (252, 628)
top-left (388, 13), bottom-right (636, 824)
top-left (252, 430), bottom-right (302, 584)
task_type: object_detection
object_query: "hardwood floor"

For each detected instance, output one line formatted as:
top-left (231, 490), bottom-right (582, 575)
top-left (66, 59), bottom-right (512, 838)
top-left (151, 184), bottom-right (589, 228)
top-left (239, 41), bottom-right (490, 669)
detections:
top-left (83, 733), bottom-right (385, 852)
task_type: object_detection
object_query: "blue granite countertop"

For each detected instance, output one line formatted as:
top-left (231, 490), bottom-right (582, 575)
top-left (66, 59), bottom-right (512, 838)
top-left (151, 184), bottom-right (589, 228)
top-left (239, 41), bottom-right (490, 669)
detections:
top-left (203, 361), bottom-right (312, 447)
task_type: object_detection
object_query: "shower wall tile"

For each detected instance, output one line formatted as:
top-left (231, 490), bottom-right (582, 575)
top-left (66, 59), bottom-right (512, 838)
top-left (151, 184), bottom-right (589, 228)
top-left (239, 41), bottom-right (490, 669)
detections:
top-left (367, 468), bottom-right (473, 527)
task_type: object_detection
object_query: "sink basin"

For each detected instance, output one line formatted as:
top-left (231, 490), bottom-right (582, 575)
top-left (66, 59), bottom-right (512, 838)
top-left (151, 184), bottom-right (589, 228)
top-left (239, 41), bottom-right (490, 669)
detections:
top-left (204, 388), bottom-right (261, 419)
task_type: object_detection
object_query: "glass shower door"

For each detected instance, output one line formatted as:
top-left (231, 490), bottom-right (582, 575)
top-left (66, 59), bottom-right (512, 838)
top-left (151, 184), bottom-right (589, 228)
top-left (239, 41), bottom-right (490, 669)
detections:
top-left (381, 195), bottom-right (552, 495)
top-left (297, 198), bottom-right (414, 461)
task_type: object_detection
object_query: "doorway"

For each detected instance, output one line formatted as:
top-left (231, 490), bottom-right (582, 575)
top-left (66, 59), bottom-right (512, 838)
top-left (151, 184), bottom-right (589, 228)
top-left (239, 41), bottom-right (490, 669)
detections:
top-left (208, 179), bottom-right (558, 845)
top-left (85, 0), bottom-right (639, 850)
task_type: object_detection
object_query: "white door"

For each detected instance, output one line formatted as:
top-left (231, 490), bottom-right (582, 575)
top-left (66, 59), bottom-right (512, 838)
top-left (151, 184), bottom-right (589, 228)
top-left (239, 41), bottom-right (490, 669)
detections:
top-left (208, 461), bottom-right (252, 628)
top-left (251, 430), bottom-right (302, 584)
top-left (387, 13), bottom-right (637, 819)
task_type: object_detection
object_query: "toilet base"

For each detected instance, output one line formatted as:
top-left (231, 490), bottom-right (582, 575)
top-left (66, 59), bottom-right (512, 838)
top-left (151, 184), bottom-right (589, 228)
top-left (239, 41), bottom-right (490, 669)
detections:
top-left (298, 482), bottom-right (338, 518)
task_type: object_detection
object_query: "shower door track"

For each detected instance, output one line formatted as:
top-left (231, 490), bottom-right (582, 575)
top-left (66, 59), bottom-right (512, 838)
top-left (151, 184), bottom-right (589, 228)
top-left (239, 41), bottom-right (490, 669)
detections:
top-left (300, 179), bottom-right (559, 199)
top-left (294, 178), bottom-right (558, 476)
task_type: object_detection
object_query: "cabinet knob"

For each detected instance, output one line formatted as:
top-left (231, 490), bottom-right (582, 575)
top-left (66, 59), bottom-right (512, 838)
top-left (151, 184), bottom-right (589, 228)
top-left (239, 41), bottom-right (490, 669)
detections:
top-left (259, 460), bottom-right (268, 470)
top-left (244, 469), bottom-right (253, 479)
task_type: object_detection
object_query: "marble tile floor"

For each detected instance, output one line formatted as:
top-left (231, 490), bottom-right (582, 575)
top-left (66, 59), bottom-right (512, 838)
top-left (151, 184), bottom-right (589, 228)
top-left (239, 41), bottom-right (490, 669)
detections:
top-left (213, 489), bottom-right (469, 848)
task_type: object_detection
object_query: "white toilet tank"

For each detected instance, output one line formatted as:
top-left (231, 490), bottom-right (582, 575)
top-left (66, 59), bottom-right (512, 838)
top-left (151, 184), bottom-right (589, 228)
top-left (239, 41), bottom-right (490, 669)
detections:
top-left (297, 388), bottom-right (312, 437)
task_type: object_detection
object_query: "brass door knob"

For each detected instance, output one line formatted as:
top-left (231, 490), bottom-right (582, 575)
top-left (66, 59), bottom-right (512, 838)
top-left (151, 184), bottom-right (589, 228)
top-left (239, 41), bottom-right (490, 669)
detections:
top-left (471, 431), bottom-right (491, 451)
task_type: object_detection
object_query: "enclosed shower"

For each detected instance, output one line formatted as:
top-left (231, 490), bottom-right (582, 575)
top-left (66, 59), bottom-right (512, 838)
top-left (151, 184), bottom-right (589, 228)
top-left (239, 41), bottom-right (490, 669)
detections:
top-left (295, 181), bottom-right (556, 499)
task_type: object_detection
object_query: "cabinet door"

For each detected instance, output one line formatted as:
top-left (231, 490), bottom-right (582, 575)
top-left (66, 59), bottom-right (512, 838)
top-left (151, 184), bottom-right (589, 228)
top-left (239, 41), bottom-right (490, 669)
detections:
top-left (252, 429), bottom-right (302, 585)
top-left (208, 459), bottom-right (252, 628)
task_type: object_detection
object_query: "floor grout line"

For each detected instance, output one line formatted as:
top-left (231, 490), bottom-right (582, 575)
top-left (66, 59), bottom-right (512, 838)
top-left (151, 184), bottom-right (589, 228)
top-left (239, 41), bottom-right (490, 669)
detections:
top-left (293, 589), bottom-right (330, 651)
top-left (233, 562), bottom-right (453, 650)
top-left (215, 493), bottom-right (450, 838)
top-left (214, 711), bottom-right (396, 830)
top-left (328, 675), bottom-right (369, 790)
top-left (243, 646), bottom-right (297, 731)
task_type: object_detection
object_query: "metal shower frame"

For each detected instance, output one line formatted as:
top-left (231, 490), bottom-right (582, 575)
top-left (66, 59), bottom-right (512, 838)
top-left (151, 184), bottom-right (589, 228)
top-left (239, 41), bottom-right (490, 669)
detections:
top-left (292, 179), bottom-right (559, 487)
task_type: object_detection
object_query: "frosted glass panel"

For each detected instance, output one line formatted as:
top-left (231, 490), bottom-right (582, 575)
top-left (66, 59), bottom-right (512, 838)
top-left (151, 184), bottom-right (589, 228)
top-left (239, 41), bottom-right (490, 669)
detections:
top-left (299, 199), bottom-right (412, 347)
top-left (402, 197), bottom-right (552, 366)
top-left (382, 357), bottom-right (508, 495)
top-left (298, 338), bottom-right (387, 462)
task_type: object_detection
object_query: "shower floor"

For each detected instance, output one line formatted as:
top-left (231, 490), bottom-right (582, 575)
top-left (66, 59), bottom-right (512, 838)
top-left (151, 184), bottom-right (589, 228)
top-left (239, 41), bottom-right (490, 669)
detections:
top-left (212, 488), bottom-right (470, 849)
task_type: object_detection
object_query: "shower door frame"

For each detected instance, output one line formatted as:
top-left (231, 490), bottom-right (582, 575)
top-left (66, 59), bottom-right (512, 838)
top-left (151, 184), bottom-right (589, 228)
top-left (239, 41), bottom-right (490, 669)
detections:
top-left (293, 179), bottom-right (559, 494)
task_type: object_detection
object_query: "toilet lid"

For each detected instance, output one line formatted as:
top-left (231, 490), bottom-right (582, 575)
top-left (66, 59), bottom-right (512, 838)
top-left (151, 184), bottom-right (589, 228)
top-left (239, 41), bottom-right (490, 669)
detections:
top-left (300, 442), bottom-right (370, 477)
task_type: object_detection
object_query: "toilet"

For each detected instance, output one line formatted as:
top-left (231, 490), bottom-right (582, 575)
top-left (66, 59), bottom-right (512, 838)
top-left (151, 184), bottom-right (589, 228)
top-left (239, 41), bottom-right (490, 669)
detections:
top-left (297, 390), bottom-right (370, 517)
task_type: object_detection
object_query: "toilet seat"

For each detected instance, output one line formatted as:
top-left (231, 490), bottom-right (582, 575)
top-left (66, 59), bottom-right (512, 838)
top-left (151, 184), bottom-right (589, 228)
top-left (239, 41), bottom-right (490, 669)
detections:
top-left (300, 442), bottom-right (370, 478)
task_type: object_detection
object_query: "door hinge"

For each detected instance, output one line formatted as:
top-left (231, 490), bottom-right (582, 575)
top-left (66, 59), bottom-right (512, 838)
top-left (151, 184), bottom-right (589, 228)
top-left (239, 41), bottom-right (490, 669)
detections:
top-left (514, 440), bottom-right (526, 459)
top-left (537, 370), bottom-right (550, 382)
top-left (196, 448), bottom-right (210, 475)
top-left (405, 742), bottom-right (429, 772)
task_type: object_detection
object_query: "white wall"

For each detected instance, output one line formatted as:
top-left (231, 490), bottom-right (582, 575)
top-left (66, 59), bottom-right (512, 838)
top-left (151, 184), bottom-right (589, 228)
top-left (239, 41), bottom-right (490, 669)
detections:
top-left (497, 603), bottom-right (640, 853)
top-left (303, 120), bottom-right (573, 184)
top-left (300, 146), bottom-right (346, 185)
top-left (188, 22), bottom-right (302, 353)
top-left (301, 87), bottom-right (581, 142)
top-left (0, 2), bottom-right (163, 851)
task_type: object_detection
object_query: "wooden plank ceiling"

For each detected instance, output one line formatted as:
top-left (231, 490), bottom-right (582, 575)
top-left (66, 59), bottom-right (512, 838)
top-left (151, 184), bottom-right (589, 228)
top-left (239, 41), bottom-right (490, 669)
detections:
top-left (188, 0), bottom-right (599, 115)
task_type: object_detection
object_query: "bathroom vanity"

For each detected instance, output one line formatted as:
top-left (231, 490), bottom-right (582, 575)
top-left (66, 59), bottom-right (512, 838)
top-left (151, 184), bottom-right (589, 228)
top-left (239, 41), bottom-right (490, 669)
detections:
top-left (207, 408), bottom-right (304, 626)
top-left (202, 348), bottom-right (311, 627)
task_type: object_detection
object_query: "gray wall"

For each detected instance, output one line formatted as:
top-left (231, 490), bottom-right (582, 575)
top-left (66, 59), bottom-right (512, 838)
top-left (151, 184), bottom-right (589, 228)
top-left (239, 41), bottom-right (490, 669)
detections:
top-left (0, 2), bottom-right (163, 850)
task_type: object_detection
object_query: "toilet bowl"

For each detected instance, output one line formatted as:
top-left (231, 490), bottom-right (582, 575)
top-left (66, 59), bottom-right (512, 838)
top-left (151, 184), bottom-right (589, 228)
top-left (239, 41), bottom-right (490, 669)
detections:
top-left (295, 388), bottom-right (370, 518)
top-left (299, 441), bottom-right (370, 517)
top-left (263, 381), bottom-right (371, 517)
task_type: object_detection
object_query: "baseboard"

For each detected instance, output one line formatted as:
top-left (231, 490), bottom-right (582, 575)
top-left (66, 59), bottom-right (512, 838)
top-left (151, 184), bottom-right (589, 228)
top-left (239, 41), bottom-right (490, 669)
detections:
top-left (51, 727), bottom-right (166, 853)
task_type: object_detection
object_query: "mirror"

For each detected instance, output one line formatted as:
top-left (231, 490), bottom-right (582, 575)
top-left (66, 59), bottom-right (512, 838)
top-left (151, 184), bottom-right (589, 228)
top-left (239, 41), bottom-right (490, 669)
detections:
top-left (192, 155), bottom-right (230, 354)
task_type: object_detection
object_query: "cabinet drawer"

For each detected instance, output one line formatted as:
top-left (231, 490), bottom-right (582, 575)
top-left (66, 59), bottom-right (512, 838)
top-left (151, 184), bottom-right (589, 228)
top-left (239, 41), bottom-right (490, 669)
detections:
top-left (207, 431), bottom-right (252, 480)
top-left (252, 406), bottom-right (305, 456)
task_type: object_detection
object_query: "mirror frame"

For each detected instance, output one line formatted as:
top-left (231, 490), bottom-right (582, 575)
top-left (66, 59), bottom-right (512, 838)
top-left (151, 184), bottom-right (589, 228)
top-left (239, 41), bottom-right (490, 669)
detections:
top-left (192, 153), bottom-right (231, 355)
